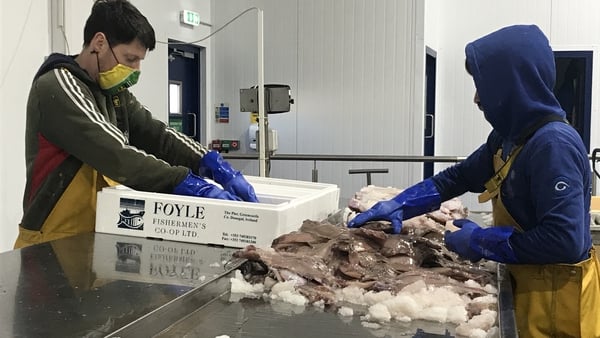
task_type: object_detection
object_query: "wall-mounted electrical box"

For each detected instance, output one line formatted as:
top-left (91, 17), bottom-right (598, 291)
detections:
top-left (240, 84), bottom-right (294, 113)
top-left (248, 127), bottom-right (277, 152)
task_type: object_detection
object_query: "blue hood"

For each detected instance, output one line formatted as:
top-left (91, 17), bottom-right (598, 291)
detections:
top-left (465, 25), bottom-right (565, 143)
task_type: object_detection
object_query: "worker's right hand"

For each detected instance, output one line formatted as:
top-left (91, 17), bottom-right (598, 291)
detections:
top-left (199, 150), bottom-right (259, 202)
top-left (173, 171), bottom-right (242, 201)
top-left (445, 218), bottom-right (518, 263)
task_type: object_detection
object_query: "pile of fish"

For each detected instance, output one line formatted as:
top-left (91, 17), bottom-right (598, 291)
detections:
top-left (234, 186), bottom-right (497, 314)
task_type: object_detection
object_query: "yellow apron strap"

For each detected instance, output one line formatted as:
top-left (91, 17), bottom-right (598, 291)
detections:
top-left (101, 175), bottom-right (121, 187)
top-left (478, 145), bottom-right (524, 203)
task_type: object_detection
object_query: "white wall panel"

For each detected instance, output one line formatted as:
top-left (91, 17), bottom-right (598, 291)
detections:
top-left (296, 0), bottom-right (425, 202)
top-left (0, 0), bottom-right (26, 307)
top-left (0, 0), bottom-right (49, 252)
top-left (212, 0), bottom-right (425, 204)
top-left (0, 0), bottom-right (4, 253)
top-left (63, 0), bottom-right (93, 53)
top-left (210, 0), bottom-right (298, 180)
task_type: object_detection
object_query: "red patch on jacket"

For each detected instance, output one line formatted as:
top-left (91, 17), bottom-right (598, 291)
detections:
top-left (29, 133), bottom-right (69, 202)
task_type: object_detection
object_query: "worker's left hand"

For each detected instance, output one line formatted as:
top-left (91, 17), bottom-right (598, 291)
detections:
top-left (348, 199), bottom-right (406, 234)
top-left (199, 151), bottom-right (259, 202)
top-left (444, 218), bottom-right (484, 262)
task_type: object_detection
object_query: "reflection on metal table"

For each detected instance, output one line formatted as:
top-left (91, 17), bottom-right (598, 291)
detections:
top-left (0, 233), bottom-right (242, 338)
top-left (0, 232), bottom-right (517, 338)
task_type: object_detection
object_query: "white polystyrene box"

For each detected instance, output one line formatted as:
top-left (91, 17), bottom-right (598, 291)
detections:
top-left (95, 176), bottom-right (340, 248)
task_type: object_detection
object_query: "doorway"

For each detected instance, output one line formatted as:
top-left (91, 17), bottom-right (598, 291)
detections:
top-left (423, 47), bottom-right (437, 179)
top-left (168, 41), bottom-right (204, 142)
top-left (553, 50), bottom-right (593, 152)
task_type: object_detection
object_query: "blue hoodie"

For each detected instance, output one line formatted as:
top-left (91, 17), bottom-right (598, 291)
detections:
top-left (432, 25), bottom-right (592, 264)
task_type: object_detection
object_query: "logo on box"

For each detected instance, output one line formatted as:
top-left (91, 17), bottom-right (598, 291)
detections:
top-left (118, 198), bottom-right (146, 230)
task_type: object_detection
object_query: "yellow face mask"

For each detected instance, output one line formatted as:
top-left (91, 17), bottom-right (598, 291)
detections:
top-left (98, 63), bottom-right (140, 95)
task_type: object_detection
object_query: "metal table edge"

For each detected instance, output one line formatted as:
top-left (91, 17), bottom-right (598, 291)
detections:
top-left (104, 258), bottom-right (246, 338)
top-left (497, 263), bottom-right (518, 337)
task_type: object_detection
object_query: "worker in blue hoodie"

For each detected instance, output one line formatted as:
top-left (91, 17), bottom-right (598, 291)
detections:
top-left (348, 25), bottom-right (600, 337)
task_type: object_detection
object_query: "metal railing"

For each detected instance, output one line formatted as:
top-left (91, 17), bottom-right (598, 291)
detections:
top-left (223, 154), bottom-right (467, 163)
top-left (224, 153), bottom-right (600, 194)
top-left (223, 153), bottom-right (466, 183)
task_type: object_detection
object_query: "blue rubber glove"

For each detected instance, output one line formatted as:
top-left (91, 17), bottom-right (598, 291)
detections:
top-left (347, 178), bottom-right (441, 234)
top-left (199, 151), bottom-right (259, 203)
top-left (173, 171), bottom-right (242, 201)
top-left (444, 219), bottom-right (484, 262)
top-left (444, 218), bottom-right (518, 263)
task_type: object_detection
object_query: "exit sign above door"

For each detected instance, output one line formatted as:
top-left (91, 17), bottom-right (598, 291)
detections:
top-left (180, 10), bottom-right (201, 26)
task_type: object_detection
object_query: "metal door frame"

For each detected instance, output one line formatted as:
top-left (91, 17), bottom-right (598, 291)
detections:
top-left (553, 49), bottom-right (593, 152)
top-left (168, 40), bottom-right (205, 143)
top-left (424, 46), bottom-right (437, 179)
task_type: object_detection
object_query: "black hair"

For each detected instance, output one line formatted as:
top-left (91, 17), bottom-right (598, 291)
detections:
top-left (83, 0), bottom-right (156, 51)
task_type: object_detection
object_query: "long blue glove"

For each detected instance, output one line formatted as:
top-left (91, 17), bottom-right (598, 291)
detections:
top-left (444, 218), bottom-right (518, 263)
top-left (174, 171), bottom-right (242, 201)
top-left (347, 178), bottom-right (441, 234)
top-left (199, 151), bottom-right (259, 202)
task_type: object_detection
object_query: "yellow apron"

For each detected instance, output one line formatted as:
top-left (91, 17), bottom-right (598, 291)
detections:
top-left (14, 165), bottom-right (119, 249)
top-left (479, 147), bottom-right (600, 338)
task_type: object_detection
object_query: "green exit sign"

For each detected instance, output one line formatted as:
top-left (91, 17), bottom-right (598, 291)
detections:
top-left (180, 10), bottom-right (200, 26)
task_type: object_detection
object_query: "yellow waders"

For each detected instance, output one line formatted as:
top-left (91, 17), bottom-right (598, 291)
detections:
top-left (479, 147), bottom-right (600, 337)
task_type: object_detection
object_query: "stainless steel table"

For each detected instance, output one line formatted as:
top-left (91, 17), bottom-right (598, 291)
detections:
top-left (0, 233), bottom-right (517, 338)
